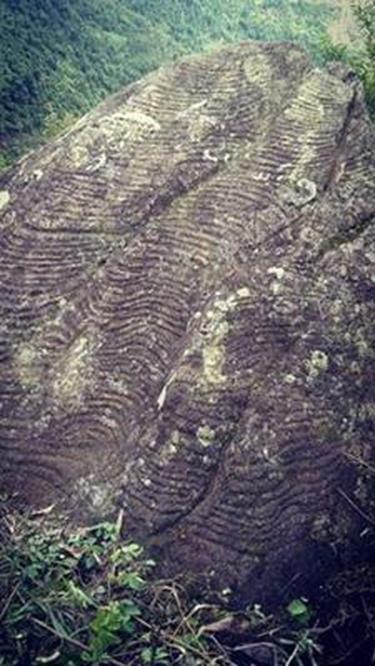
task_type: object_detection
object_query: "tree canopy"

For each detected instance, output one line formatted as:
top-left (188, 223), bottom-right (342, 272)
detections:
top-left (0, 0), bottom-right (372, 168)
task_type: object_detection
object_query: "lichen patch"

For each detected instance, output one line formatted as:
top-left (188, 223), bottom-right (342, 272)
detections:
top-left (199, 289), bottom-right (250, 388)
top-left (284, 373), bottom-right (297, 384)
top-left (284, 72), bottom-right (325, 124)
top-left (305, 349), bottom-right (329, 379)
top-left (197, 425), bottom-right (215, 447)
top-left (202, 319), bottom-right (229, 386)
top-left (358, 403), bottom-right (375, 422)
top-left (67, 109), bottom-right (161, 167)
top-left (75, 474), bottom-right (118, 514)
top-left (267, 266), bottom-right (286, 295)
top-left (243, 53), bottom-right (272, 87)
top-left (52, 332), bottom-right (97, 409)
top-left (236, 286), bottom-right (250, 299)
top-left (14, 342), bottom-right (43, 389)
top-left (0, 190), bottom-right (10, 211)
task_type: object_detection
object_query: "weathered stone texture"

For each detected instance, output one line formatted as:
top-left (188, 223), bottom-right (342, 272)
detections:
top-left (0, 42), bottom-right (374, 603)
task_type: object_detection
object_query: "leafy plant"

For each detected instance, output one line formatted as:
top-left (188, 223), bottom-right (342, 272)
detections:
top-left (83, 600), bottom-right (141, 663)
top-left (287, 598), bottom-right (312, 625)
top-left (0, 500), bottom-right (237, 665)
top-left (0, 507), bottom-right (156, 665)
top-left (1, 493), bottom-right (375, 664)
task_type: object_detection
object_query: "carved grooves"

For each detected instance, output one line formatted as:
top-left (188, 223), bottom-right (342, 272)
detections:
top-left (0, 43), bottom-right (374, 590)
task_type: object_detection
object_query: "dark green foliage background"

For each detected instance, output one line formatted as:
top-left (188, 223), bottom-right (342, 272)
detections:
top-left (0, 0), bottom-right (336, 167)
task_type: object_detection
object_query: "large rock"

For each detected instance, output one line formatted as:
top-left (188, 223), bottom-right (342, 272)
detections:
top-left (0, 42), bottom-right (374, 604)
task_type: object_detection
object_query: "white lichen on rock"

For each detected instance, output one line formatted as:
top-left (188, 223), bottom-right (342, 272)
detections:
top-left (67, 109), bottom-right (161, 167)
top-left (0, 190), bottom-right (10, 211)
top-left (14, 342), bottom-right (42, 389)
top-left (267, 266), bottom-right (285, 295)
top-left (52, 332), bottom-right (97, 409)
top-left (243, 53), bottom-right (272, 87)
top-left (167, 430), bottom-right (182, 457)
top-left (236, 286), bottom-right (251, 299)
top-left (358, 402), bottom-right (375, 422)
top-left (200, 288), bottom-right (250, 387)
top-left (75, 474), bottom-right (118, 514)
top-left (202, 318), bottom-right (229, 386)
top-left (284, 373), bottom-right (297, 384)
top-left (197, 424), bottom-right (215, 447)
top-left (305, 349), bottom-right (329, 379)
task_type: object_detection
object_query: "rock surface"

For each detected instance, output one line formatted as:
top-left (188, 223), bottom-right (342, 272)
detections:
top-left (1, 42), bottom-right (375, 604)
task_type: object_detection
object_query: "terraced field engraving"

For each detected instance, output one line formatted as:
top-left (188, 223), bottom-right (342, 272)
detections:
top-left (0, 42), bottom-right (374, 603)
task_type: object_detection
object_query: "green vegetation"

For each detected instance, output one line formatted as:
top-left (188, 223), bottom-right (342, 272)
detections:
top-left (1, 1), bottom-right (374, 170)
top-left (1, 494), bottom-right (375, 665)
top-left (0, 498), bottom-right (319, 665)
top-left (0, 0), bottom-right (337, 168)
top-left (352, 0), bottom-right (375, 113)
top-left (320, 1), bottom-right (375, 116)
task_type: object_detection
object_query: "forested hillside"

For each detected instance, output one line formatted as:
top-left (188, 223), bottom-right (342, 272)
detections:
top-left (0, 0), bottom-right (372, 169)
